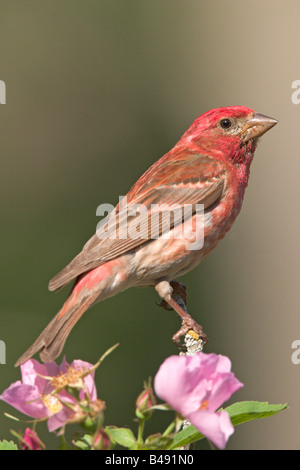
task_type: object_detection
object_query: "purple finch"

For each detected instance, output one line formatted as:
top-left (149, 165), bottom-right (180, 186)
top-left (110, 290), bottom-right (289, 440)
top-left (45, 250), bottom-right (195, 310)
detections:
top-left (16, 106), bottom-right (277, 366)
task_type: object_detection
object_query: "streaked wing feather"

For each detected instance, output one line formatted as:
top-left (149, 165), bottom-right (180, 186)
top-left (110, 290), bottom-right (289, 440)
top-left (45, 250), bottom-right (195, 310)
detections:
top-left (49, 153), bottom-right (226, 291)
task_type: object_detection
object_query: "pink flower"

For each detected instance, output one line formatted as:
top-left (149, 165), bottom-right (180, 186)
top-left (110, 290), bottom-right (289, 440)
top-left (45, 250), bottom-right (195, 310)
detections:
top-left (22, 428), bottom-right (44, 450)
top-left (0, 358), bottom-right (97, 432)
top-left (154, 352), bottom-right (243, 449)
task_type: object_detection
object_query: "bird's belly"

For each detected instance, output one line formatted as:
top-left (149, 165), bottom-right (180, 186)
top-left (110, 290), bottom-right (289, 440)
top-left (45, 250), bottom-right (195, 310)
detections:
top-left (130, 196), bottom-right (241, 286)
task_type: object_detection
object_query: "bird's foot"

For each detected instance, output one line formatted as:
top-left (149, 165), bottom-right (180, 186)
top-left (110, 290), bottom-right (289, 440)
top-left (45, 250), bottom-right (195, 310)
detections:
top-left (155, 279), bottom-right (208, 349)
top-left (158, 281), bottom-right (187, 311)
top-left (172, 319), bottom-right (208, 347)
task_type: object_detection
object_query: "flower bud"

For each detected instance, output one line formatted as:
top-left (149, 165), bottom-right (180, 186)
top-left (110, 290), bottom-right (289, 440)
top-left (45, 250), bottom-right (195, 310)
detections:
top-left (22, 428), bottom-right (44, 450)
top-left (92, 429), bottom-right (112, 450)
top-left (135, 380), bottom-right (156, 420)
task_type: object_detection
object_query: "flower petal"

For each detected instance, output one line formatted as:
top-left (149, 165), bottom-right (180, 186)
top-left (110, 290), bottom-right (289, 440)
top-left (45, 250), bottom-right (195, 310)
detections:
top-left (187, 409), bottom-right (234, 449)
top-left (207, 372), bottom-right (243, 411)
top-left (47, 405), bottom-right (75, 432)
top-left (154, 353), bottom-right (243, 415)
top-left (154, 352), bottom-right (243, 448)
top-left (71, 359), bottom-right (97, 400)
top-left (154, 354), bottom-right (207, 416)
top-left (21, 359), bottom-right (61, 395)
top-left (0, 381), bottom-right (49, 419)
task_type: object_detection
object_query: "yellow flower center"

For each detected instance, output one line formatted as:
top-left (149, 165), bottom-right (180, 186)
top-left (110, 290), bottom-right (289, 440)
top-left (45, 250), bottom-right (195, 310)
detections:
top-left (41, 394), bottom-right (63, 414)
top-left (51, 367), bottom-right (85, 391)
top-left (38, 366), bottom-right (91, 415)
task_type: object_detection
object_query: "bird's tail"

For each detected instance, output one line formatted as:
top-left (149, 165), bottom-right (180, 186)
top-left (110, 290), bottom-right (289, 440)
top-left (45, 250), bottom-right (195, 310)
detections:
top-left (15, 287), bottom-right (99, 367)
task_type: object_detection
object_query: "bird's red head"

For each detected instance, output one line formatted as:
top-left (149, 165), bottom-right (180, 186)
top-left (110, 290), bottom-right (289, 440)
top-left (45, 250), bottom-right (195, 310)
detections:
top-left (178, 106), bottom-right (277, 165)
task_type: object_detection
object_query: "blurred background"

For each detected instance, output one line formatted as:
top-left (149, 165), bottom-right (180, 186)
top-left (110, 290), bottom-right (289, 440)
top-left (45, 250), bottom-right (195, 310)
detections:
top-left (0, 0), bottom-right (299, 450)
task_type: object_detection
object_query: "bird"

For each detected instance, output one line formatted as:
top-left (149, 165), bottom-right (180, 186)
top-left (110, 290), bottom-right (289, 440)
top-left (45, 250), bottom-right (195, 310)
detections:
top-left (15, 106), bottom-right (277, 366)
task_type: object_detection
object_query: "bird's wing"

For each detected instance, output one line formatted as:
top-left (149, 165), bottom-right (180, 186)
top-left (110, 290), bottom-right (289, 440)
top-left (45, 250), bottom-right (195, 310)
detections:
top-left (49, 152), bottom-right (226, 291)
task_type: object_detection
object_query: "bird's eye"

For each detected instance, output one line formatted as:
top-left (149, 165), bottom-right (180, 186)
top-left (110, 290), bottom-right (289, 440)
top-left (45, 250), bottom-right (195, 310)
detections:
top-left (220, 118), bottom-right (232, 130)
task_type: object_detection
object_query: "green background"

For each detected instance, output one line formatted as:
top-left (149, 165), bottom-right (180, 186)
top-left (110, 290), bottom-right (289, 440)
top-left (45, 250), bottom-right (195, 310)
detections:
top-left (0, 0), bottom-right (299, 449)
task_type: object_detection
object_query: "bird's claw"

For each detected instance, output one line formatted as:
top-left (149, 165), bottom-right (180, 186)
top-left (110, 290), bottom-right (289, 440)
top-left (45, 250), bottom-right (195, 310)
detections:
top-left (156, 299), bottom-right (174, 311)
top-left (172, 320), bottom-right (208, 347)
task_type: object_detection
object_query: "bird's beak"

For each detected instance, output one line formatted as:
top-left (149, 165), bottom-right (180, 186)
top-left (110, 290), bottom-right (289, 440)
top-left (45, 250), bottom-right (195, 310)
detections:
top-left (241, 113), bottom-right (278, 143)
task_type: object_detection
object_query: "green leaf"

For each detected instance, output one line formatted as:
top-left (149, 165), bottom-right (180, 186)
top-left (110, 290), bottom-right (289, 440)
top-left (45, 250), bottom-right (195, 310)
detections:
top-left (167, 401), bottom-right (288, 449)
top-left (225, 401), bottom-right (288, 426)
top-left (105, 426), bottom-right (137, 450)
top-left (143, 433), bottom-right (173, 450)
top-left (0, 440), bottom-right (18, 450)
top-left (168, 426), bottom-right (204, 450)
top-left (73, 434), bottom-right (93, 450)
